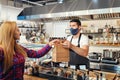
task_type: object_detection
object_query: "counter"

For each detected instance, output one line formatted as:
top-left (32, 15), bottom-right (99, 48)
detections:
top-left (24, 71), bottom-right (117, 80)
top-left (24, 75), bottom-right (48, 80)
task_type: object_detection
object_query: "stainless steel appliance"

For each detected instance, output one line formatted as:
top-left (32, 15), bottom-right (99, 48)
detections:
top-left (88, 52), bottom-right (101, 63)
top-left (101, 49), bottom-right (119, 64)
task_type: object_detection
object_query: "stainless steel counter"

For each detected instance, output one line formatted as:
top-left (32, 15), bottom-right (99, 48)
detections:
top-left (90, 62), bottom-right (120, 74)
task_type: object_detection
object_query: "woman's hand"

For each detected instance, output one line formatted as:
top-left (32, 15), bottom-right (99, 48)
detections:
top-left (62, 40), bottom-right (71, 49)
top-left (48, 39), bottom-right (60, 47)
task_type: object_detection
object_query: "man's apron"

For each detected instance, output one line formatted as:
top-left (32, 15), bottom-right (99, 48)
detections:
top-left (69, 34), bottom-right (89, 69)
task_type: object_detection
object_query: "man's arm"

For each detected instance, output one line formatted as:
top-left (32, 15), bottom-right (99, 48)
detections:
top-left (70, 44), bottom-right (89, 57)
top-left (62, 40), bottom-right (89, 57)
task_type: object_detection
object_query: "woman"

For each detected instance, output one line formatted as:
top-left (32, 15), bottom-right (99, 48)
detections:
top-left (0, 21), bottom-right (58, 80)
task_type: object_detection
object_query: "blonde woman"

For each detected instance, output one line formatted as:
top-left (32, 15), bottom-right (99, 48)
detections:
top-left (0, 21), bottom-right (59, 80)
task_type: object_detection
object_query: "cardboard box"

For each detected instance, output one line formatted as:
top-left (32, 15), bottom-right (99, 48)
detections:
top-left (52, 43), bottom-right (69, 62)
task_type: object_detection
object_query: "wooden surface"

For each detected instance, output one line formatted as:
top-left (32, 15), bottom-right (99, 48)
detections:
top-left (23, 71), bottom-right (117, 80)
top-left (24, 75), bottom-right (48, 80)
top-left (92, 71), bottom-right (117, 80)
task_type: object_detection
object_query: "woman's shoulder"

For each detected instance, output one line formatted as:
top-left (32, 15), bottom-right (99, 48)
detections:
top-left (0, 49), bottom-right (4, 58)
top-left (0, 46), bottom-right (4, 60)
top-left (0, 45), bottom-right (4, 53)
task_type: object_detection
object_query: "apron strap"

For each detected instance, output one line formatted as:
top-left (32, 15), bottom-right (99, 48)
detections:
top-left (70, 34), bottom-right (82, 47)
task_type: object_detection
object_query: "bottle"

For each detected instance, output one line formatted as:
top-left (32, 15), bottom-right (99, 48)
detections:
top-left (100, 73), bottom-right (103, 80)
top-left (73, 70), bottom-right (77, 80)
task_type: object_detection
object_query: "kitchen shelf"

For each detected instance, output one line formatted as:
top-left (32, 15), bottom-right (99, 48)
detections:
top-left (81, 32), bottom-right (102, 34)
top-left (81, 32), bottom-right (120, 34)
top-left (90, 44), bottom-right (120, 47)
top-left (18, 27), bottom-right (39, 28)
top-left (20, 43), bottom-right (46, 49)
top-left (109, 32), bottom-right (120, 34)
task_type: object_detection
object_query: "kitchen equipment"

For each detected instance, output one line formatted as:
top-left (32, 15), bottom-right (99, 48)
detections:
top-left (88, 52), bottom-right (101, 63)
top-left (101, 58), bottom-right (118, 64)
top-left (98, 28), bottom-right (103, 33)
top-left (90, 62), bottom-right (101, 70)
top-left (102, 49), bottom-right (119, 64)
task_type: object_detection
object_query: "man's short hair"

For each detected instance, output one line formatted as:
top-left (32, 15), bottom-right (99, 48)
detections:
top-left (70, 19), bottom-right (81, 26)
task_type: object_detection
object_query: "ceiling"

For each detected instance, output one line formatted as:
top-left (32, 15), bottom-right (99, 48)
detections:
top-left (27, 0), bottom-right (57, 2)
top-left (6, 0), bottom-right (61, 7)
top-left (17, 0), bottom-right (120, 21)
top-left (21, 0), bottom-right (64, 6)
top-left (28, 0), bottom-right (46, 2)
top-left (20, 0), bottom-right (120, 8)
top-left (7, 0), bottom-right (120, 8)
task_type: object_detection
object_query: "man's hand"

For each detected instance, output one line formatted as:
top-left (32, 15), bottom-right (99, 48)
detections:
top-left (62, 40), bottom-right (71, 49)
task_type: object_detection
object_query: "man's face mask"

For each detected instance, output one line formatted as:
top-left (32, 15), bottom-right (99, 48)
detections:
top-left (70, 28), bottom-right (79, 35)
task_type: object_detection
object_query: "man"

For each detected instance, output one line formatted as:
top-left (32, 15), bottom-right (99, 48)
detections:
top-left (63, 19), bottom-right (89, 69)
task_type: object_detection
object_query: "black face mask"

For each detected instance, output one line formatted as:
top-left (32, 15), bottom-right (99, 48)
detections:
top-left (70, 28), bottom-right (79, 35)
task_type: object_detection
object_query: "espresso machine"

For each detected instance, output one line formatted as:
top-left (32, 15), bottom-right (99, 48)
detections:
top-left (88, 52), bottom-right (101, 63)
top-left (101, 49), bottom-right (119, 64)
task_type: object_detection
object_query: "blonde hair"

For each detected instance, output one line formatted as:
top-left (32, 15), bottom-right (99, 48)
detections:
top-left (0, 21), bottom-right (27, 73)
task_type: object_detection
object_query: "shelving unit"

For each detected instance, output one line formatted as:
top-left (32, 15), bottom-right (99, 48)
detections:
top-left (81, 29), bottom-right (120, 47)
top-left (81, 32), bottom-right (102, 34)
top-left (90, 44), bottom-right (120, 47)
top-left (18, 26), bottom-right (39, 28)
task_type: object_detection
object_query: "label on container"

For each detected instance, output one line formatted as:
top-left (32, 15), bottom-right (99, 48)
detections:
top-left (79, 65), bottom-right (86, 70)
top-left (70, 65), bottom-right (76, 70)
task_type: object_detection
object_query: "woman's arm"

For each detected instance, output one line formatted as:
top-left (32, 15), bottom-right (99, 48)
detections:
top-left (22, 39), bottom-right (60, 58)
top-left (22, 44), bottom-right (52, 58)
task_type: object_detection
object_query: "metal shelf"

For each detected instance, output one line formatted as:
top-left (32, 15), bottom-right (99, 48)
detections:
top-left (90, 62), bottom-right (120, 74)
top-left (81, 32), bottom-right (102, 34)
top-left (18, 27), bottom-right (39, 28)
top-left (90, 44), bottom-right (120, 47)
